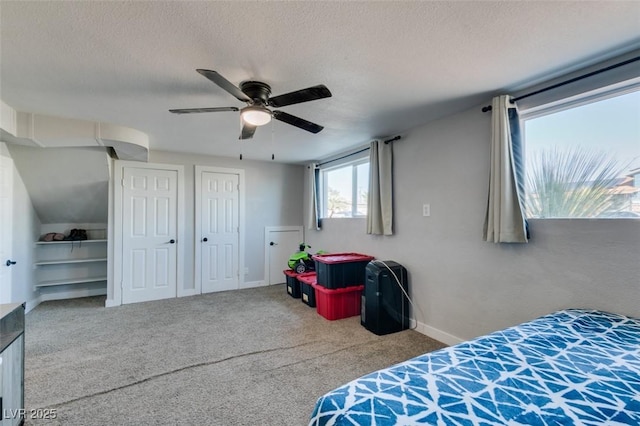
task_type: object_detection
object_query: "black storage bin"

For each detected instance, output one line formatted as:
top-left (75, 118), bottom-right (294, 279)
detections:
top-left (312, 253), bottom-right (375, 289)
top-left (298, 272), bottom-right (317, 307)
top-left (361, 261), bottom-right (410, 335)
top-left (284, 270), bottom-right (301, 298)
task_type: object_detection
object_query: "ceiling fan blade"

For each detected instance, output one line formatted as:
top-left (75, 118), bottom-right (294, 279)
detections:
top-left (196, 69), bottom-right (251, 103)
top-left (239, 121), bottom-right (257, 140)
top-left (268, 85), bottom-right (332, 108)
top-left (272, 110), bottom-right (324, 134)
top-left (169, 107), bottom-right (239, 114)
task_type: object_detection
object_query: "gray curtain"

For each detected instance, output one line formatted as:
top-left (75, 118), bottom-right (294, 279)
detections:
top-left (307, 163), bottom-right (321, 230)
top-left (367, 140), bottom-right (393, 235)
top-left (483, 95), bottom-right (528, 243)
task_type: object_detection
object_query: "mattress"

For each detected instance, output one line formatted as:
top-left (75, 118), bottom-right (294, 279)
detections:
top-left (309, 309), bottom-right (640, 425)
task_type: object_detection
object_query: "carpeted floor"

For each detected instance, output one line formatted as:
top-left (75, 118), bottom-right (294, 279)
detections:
top-left (24, 284), bottom-right (446, 425)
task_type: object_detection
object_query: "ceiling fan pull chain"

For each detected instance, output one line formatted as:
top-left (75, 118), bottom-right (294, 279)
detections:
top-left (271, 119), bottom-right (275, 160)
top-left (240, 115), bottom-right (244, 160)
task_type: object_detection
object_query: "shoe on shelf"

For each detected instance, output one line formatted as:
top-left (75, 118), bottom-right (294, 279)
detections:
top-left (64, 229), bottom-right (78, 241)
top-left (64, 229), bottom-right (88, 241)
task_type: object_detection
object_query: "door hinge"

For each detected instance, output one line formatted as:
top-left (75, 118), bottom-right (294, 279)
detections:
top-left (121, 179), bottom-right (125, 187)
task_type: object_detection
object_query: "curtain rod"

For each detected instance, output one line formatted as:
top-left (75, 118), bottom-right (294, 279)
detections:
top-left (316, 136), bottom-right (401, 167)
top-left (481, 56), bottom-right (640, 112)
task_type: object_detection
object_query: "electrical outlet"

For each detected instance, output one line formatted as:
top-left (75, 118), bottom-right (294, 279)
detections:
top-left (244, 267), bottom-right (249, 275)
top-left (423, 204), bottom-right (430, 217)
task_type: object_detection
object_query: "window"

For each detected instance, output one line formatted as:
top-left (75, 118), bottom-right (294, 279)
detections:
top-left (321, 159), bottom-right (369, 218)
top-left (522, 87), bottom-right (640, 219)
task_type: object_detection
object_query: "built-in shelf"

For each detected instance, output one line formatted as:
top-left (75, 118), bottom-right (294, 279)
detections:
top-left (35, 239), bottom-right (107, 245)
top-left (34, 257), bottom-right (107, 266)
top-left (35, 276), bottom-right (108, 287)
top-left (34, 237), bottom-right (108, 289)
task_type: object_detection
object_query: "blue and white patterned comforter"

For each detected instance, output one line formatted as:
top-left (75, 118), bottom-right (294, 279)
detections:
top-left (309, 309), bottom-right (640, 425)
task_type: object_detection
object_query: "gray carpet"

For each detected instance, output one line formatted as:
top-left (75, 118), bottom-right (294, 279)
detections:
top-left (24, 284), bottom-right (446, 425)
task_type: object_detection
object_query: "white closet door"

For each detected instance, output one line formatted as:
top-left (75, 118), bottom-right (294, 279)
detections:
top-left (121, 167), bottom-right (178, 304)
top-left (265, 227), bottom-right (303, 285)
top-left (200, 171), bottom-right (239, 293)
top-left (0, 149), bottom-right (14, 304)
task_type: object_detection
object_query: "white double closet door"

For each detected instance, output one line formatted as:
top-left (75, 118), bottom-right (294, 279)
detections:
top-left (117, 163), bottom-right (242, 305)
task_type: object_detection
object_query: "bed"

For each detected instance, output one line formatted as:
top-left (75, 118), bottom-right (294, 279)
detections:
top-left (309, 309), bottom-right (640, 425)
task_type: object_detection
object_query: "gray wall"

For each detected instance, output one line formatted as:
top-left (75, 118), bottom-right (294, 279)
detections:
top-left (304, 105), bottom-right (640, 342)
top-left (149, 150), bottom-right (304, 285)
top-left (7, 145), bottom-right (109, 224)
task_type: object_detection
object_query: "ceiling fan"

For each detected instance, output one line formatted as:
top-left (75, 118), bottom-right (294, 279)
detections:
top-left (170, 69), bottom-right (332, 140)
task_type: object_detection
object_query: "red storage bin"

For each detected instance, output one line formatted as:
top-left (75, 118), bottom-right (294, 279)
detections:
top-left (283, 269), bottom-right (300, 298)
top-left (311, 282), bottom-right (364, 320)
top-left (312, 253), bottom-right (375, 289)
top-left (297, 272), bottom-right (317, 307)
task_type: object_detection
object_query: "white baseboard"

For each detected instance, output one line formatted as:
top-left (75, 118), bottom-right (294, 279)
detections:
top-left (105, 298), bottom-right (120, 308)
top-left (239, 280), bottom-right (265, 290)
top-left (412, 319), bottom-right (464, 346)
top-left (26, 287), bottom-right (108, 312)
top-left (25, 297), bottom-right (42, 314)
top-left (178, 289), bottom-right (199, 298)
top-left (107, 289), bottom-right (199, 307)
top-left (39, 287), bottom-right (107, 303)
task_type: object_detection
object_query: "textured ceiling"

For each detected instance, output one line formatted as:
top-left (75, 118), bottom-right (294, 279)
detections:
top-left (1, 1), bottom-right (639, 163)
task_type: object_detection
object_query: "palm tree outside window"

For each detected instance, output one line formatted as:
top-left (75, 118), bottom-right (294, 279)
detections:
top-left (523, 89), bottom-right (640, 219)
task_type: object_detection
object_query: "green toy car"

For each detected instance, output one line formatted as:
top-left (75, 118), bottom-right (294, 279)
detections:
top-left (288, 243), bottom-right (324, 274)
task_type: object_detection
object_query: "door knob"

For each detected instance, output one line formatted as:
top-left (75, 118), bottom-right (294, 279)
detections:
top-left (270, 241), bottom-right (277, 246)
top-left (202, 237), bottom-right (208, 242)
top-left (169, 239), bottom-right (176, 244)
top-left (5, 260), bottom-right (16, 267)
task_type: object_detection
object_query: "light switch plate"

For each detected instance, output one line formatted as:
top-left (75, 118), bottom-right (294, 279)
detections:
top-left (423, 204), bottom-right (430, 217)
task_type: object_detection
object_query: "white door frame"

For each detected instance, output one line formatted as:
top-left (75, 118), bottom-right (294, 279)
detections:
top-left (264, 226), bottom-right (303, 286)
top-left (194, 166), bottom-right (245, 294)
top-left (110, 160), bottom-right (185, 306)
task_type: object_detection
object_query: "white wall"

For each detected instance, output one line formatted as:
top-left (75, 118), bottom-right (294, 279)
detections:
top-left (304, 105), bottom-right (640, 343)
top-left (7, 145), bottom-right (110, 224)
top-left (148, 150), bottom-right (304, 286)
top-left (0, 143), bottom-right (41, 311)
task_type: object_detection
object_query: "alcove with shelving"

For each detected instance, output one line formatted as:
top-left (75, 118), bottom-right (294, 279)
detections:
top-left (34, 239), bottom-right (107, 290)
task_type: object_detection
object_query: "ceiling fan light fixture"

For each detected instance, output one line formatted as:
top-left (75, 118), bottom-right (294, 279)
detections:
top-left (241, 106), bottom-right (272, 126)
top-left (170, 70), bottom-right (331, 139)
